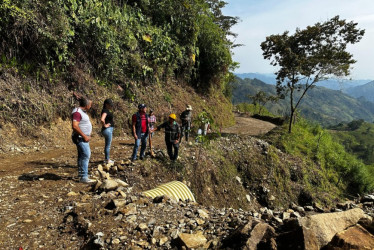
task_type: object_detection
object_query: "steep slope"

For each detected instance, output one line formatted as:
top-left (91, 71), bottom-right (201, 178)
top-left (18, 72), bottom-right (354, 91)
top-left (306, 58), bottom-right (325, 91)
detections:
top-left (0, 0), bottom-right (237, 145)
top-left (0, 69), bottom-right (234, 152)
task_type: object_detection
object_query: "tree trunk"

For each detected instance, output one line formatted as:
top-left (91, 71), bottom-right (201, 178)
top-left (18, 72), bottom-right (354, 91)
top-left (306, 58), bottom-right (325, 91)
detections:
top-left (288, 109), bottom-right (294, 133)
top-left (289, 87), bottom-right (295, 133)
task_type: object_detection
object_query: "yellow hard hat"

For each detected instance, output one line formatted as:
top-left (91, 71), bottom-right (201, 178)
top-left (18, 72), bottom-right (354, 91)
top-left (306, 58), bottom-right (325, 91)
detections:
top-left (169, 113), bottom-right (176, 120)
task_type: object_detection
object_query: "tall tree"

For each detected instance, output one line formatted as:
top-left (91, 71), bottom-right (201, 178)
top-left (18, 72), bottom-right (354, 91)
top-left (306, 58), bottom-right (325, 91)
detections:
top-left (261, 16), bottom-right (365, 133)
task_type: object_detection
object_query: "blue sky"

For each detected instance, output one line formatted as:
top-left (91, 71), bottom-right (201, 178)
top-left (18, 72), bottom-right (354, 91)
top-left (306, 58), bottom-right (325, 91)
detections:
top-left (223, 0), bottom-right (374, 80)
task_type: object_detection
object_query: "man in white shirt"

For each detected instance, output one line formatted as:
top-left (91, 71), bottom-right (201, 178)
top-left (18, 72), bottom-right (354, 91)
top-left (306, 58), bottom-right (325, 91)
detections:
top-left (72, 98), bottom-right (95, 183)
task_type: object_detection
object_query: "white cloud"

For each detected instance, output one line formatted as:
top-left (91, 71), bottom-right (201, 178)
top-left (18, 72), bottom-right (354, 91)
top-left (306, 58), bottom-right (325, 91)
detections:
top-left (224, 0), bottom-right (374, 79)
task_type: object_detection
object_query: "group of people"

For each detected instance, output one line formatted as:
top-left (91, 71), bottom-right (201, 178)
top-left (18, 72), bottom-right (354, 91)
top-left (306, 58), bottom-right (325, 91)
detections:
top-left (71, 97), bottom-right (193, 183)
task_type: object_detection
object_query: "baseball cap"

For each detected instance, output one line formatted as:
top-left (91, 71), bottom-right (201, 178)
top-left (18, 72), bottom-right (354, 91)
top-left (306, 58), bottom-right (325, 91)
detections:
top-left (138, 103), bottom-right (146, 109)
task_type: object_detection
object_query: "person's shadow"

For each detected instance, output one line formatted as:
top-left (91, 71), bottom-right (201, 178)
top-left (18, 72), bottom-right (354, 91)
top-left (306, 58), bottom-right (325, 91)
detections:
top-left (18, 172), bottom-right (73, 181)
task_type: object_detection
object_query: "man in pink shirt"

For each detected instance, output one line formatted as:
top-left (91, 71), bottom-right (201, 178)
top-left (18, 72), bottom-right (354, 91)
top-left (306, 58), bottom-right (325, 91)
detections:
top-left (131, 104), bottom-right (149, 161)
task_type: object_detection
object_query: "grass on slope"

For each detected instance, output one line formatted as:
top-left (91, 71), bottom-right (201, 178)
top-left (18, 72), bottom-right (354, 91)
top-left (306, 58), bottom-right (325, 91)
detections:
top-left (264, 118), bottom-right (374, 196)
top-left (329, 120), bottom-right (374, 165)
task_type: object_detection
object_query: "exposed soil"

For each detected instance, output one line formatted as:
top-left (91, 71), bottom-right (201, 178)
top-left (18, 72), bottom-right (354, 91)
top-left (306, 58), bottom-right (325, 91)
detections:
top-left (0, 115), bottom-right (275, 248)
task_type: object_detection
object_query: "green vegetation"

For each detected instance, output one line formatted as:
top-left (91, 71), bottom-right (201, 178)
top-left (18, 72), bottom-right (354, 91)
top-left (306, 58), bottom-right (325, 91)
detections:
top-left (235, 103), bottom-right (275, 117)
top-left (330, 120), bottom-right (374, 165)
top-left (0, 0), bottom-right (238, 133)
top-left (266, 118), bottom-right (374, 194)
top-left (0, 0), bottom-right (237, 90)
top-left (261, 16), bottom-right (365, 132)
top-left (246, 91), bottom-right (279, 115)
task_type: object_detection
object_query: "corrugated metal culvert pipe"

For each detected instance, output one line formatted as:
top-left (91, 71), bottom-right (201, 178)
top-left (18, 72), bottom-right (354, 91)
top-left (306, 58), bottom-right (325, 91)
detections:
top-left (143, 181), bottom-right (196, 202)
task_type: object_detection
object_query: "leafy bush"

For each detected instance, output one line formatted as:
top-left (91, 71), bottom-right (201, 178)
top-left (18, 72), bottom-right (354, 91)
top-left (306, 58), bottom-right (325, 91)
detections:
top-left (0, 0), bottom-right (237, 91)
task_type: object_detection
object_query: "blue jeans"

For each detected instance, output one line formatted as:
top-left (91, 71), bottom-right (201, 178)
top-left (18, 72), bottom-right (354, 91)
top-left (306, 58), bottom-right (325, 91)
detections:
top-left (76, 141), bottom-right (91, 179)
top-left (131, 133), bottom-right (148, 160)
top-left (102, 127), bottom-right (113, 161)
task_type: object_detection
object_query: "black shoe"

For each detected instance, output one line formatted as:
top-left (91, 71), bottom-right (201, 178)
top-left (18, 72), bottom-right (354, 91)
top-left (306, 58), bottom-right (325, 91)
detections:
top-left (140, 156), bottom-right (144, 160)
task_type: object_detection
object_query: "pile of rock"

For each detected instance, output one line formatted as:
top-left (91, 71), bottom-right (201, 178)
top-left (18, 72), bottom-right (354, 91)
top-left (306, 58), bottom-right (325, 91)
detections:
top-left (60, 161), bottom-right (374, 249)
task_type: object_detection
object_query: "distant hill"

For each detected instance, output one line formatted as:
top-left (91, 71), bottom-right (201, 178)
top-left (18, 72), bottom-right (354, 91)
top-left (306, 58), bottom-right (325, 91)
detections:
top-left (235, 73), bottom-right (277, 84)
top-left (345, 81), bottom-right (374, 103)
top-left (232, 77), bottom-right (374, 126)
top-left (235, 73), bottom-right (371, 91)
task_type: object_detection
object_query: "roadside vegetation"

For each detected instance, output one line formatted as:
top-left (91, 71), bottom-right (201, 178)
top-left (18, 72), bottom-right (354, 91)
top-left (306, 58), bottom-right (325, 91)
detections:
top-left (329, 120), bottom-right (374, 165)
top-left (235, 103), bottom-right (276, 117)
top-left (0, 0), bottom-right (237, 134)
top-left (233, 100), bottom-right (374, 198)
top-left (265, 118), bottom-right (374, 195)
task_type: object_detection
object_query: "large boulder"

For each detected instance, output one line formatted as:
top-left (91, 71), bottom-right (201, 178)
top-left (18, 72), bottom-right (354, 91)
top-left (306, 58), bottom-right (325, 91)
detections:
top-left (245, 222), bottom-right (277, 250)
top-left (177, 231), bottom-right (207, 249)
top-left (325, 224), bottom-right (374, 249)
top-left (221, 220), bottom-right (255, 248)
top-left (221, 220), bottom-right (276, 249)
top-left (278, 208), bottom-right (366, 249)
top-left (100, 179), bottom-right (119, 191)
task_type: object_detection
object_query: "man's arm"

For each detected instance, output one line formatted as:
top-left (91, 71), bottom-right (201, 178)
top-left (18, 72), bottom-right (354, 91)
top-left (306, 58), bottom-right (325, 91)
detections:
top-left (132, 118), bottom-right (137, 140)
top-left (153, 121), bottom-right (166, 132)
top-left (175, 125), bottom-right (181, 144)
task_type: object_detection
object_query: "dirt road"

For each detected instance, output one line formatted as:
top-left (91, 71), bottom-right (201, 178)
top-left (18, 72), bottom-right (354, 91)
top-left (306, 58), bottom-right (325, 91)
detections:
top-left (221, 115), bottom-right (276, 135)
top-left (0, 115), bottom-right (276, 248)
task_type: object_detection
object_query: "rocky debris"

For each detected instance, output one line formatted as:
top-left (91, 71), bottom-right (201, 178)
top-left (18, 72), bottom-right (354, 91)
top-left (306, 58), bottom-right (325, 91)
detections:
top-left (358, 216), bottom-right (374, 234)
top-left (67, 191), bottom-right (79, 197)
top-left (100, 179), bottom-right (119, 191)
top-left (245, 222), bottom-right (276, 250)
top-left (325, 224), bottom-right (374, 249)
top-left (235, 176), bottom-right (242, 185)
top-left (197, 209), bottom-right (209, 219)
top-left (246, 195), bottom-right (251, 202)
top-left (2, 135), bottom-right (374, 249)
top-left (362, 194), bottom-right (374, 203)
top-left (278, 208), bottom-right (368, 249)
top-left (177, 231), bottom-right (207, 249)
top-left (60, 167), bottom-right (373, 250)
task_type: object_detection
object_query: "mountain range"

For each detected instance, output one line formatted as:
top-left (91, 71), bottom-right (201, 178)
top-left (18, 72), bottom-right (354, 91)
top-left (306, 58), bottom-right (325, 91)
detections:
top-left (345, 80), bottom-right (374, 103)
top-left (232, 76), bottom-right (374, 126)
top-left (235, 73), bottom-right (373, 92)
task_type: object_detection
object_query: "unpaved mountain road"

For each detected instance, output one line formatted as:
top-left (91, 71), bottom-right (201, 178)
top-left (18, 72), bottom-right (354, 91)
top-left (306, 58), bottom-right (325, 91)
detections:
top-left (221, 115), bottom-right (277, 135)
top-left (0, 114), bottom-right (275, 173)
top-left (0, 115), bottom-right (276, 248)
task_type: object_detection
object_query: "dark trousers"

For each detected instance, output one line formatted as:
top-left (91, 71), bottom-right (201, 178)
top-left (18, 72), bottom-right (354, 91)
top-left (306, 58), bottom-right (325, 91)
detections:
top-left (181, 124), bottom-right (190, 142)
top-left (166, 140), bottom-right (179, 160)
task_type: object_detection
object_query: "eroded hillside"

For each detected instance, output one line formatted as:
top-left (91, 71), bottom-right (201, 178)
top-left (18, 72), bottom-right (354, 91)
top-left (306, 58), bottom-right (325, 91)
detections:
top-left (1, 115), bottom-right (365, 248)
